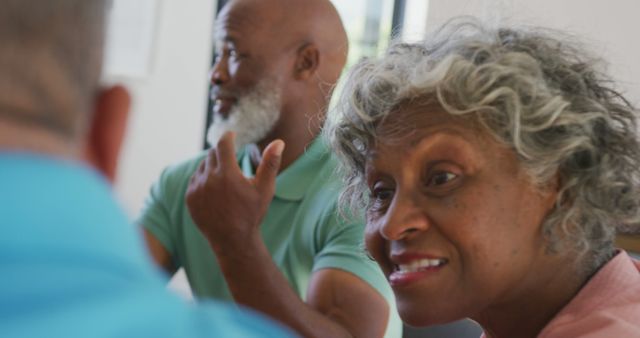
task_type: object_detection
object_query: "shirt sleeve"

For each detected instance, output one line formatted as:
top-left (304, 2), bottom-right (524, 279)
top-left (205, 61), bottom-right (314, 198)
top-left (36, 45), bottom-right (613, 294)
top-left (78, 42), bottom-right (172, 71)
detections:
top-left (136, 155), bottom-right (204, 263)
top-left (311, 204), bottom-right (403, 338)
top-left (311, 207), bottom-right (379, 282)
top-left (137, 166), bottom-right (177, 258)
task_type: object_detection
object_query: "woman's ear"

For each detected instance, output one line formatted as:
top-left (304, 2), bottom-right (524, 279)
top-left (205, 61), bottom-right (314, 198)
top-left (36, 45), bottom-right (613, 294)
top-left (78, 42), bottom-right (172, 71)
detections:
top-left (542, 171), bottom-right (562, 211)
top-left (84, 85), bottom-right (131, 183)
top-left (293, 43), bottom-right (320, 81)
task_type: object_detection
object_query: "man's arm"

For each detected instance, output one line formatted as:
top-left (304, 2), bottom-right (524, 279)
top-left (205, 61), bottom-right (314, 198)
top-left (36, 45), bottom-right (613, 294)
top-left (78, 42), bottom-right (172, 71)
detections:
top-left (307, 268), bottom-right (390, 337)
top-left (138, 158), bottom-right (199, 276)
top-left (143, 228), bottom-right (177, 274)
top-left (214, 232), bottom-right (389, 338)
top-left (186, 132), bottom-right (391, 338)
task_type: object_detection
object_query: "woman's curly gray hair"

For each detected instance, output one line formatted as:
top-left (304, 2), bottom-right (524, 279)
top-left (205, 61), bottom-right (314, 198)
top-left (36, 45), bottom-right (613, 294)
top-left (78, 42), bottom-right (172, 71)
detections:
top-left (326, 17), bottom-right (640, 270)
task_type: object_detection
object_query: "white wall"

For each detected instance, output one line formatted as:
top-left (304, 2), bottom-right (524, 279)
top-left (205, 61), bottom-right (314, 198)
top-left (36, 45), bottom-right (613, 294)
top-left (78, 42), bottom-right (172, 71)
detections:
top-left (426, 0), bottom-right (640, 105)
top-left (106, 1), bottom-right (216, 218)
top-left (105, 0), bottom-right (640, 228)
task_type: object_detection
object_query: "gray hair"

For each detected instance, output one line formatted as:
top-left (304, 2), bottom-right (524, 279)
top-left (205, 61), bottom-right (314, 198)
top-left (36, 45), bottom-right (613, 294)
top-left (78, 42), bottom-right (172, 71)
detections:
top-left (327, 17), bottom-right (640, 270)
top-left (0, 0), bottom-right (108, 138)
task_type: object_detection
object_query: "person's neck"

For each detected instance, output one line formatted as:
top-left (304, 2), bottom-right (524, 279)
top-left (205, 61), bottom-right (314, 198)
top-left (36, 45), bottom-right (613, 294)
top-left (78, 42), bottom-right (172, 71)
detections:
top-left (0, 118), bottom-right (77, 159)
top-left (472, 254), bottom-right (589, 338)
top-left (256, 125), bottom-right (319, 173)
top-left (256, 103), bottom-right (325, 173)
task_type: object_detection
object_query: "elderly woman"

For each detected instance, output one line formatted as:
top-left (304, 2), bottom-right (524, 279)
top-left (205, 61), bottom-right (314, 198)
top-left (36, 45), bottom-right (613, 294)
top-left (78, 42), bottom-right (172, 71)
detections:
top-left (327, 18), bottom-right (640, 337)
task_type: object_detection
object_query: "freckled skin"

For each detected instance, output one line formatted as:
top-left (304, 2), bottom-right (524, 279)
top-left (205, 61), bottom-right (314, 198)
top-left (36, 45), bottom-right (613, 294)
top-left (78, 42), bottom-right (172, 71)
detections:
top-left (364, 105), bottom-right (584, 336)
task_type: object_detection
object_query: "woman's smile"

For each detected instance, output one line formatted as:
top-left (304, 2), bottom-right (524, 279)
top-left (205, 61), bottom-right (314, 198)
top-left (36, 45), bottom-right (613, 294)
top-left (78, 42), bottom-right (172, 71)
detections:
top-left (388, 254), bottom-right (449, 287)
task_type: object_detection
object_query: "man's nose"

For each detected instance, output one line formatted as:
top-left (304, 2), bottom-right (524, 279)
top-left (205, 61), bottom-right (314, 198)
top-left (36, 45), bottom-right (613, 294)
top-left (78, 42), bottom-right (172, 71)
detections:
top-left (210, 57), bottom-right (229, 86)
top-left (379, 192), bottom-right (430, 241)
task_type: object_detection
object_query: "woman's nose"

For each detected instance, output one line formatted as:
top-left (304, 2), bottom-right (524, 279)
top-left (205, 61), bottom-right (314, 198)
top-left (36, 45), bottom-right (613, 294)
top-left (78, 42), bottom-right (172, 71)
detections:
top-left (379, 193), bottom-right (430, 241)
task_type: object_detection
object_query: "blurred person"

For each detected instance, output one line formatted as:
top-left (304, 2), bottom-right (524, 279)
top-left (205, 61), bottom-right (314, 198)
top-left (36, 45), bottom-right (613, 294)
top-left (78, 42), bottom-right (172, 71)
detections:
top-left (138, 0), bottom-right (401, 337)
top-left (0, 1), bottom-right (295, 337)
top-left (328, 17), bottom-right (640, 338)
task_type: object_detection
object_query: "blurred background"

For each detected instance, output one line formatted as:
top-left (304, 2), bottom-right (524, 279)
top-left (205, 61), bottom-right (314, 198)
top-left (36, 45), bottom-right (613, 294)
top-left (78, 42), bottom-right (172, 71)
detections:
top-left (102, 1), bottom-right (640, 337)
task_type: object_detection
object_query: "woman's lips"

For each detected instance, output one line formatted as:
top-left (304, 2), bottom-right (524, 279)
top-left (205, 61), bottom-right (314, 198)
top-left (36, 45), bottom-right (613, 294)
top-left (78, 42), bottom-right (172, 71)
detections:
top-left (388, 255), bottom-right (449, 287)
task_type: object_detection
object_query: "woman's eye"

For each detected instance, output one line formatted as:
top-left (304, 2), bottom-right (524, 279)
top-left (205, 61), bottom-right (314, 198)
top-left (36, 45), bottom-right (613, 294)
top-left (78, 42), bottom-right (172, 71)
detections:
top-left (372, 188), bottom-right (394, 201)
top-left (428, 172), bottom-right (458, 186)
top-left (369, 184), bottom-right (394, 211)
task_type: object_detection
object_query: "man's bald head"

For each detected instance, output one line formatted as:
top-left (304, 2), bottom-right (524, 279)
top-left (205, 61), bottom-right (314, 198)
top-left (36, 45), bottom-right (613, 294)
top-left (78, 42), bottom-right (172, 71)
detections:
top-left (273, 0), bottom-right (348, 85)
top-left (209, 0), bottom-right (349, 156)
top-left (219, 0), bottom-right (348, 89)
top-left (0, 0), bottom-right (107, 139)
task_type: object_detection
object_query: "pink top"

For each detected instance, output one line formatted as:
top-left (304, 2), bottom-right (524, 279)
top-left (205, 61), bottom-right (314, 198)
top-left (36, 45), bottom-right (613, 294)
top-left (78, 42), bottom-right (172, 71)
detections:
top-left (538, 250), bottom-right (640, 337)
top-left (479, 251), bottom-right (640, 338)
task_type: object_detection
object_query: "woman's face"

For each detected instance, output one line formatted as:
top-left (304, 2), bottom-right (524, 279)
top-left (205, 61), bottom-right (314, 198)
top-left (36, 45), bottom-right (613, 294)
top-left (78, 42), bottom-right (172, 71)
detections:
top-left (364, 106), bottom-right (557, 326)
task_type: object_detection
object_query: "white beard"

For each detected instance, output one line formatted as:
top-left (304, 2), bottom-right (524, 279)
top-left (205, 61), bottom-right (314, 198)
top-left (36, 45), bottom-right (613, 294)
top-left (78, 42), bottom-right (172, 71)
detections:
top-left (206, 81), bottom-right (281, 150)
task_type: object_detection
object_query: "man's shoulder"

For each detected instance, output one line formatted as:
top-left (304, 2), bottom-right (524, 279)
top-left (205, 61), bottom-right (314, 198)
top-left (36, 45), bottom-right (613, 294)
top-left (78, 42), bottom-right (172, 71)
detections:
top-left (153, 151), bottom-right (210, 192)
top-left (294, 154), bottom-right (342, 209)
top-left (297, 155), bottom-right (364, 236)
top-left (163, 151), bottom-right (209, 178)
top-left (5, 265), bottom-right (294, 338)
top-left (298, 140), bottom-right (341, 188)
top-left (141, 152), bottom-right (210, 216)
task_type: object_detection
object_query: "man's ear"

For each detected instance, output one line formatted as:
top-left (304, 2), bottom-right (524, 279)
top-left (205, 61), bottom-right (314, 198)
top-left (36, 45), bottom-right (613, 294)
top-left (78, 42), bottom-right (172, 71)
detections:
top-left (84, 85), bottom-right (131, 183)
top-left (293, 43), bottom-right (320, 80)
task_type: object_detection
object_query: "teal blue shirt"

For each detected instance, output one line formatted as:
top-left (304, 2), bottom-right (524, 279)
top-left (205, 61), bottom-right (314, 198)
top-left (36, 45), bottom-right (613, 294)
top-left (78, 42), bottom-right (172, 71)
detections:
top-left (0, 154), bottom-right (294, 338)
top-left (139, 137), bottom-right (402, 337)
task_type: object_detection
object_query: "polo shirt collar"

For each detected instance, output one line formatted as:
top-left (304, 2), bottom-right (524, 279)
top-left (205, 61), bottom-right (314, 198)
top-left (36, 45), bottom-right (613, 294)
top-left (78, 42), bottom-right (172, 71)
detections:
top-left (239, 137), bottom-right (329, 201)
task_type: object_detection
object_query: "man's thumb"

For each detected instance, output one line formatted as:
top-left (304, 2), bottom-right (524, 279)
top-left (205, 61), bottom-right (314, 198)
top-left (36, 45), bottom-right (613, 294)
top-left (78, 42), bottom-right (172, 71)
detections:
top-left (255, 140), bottom-right (285, 194)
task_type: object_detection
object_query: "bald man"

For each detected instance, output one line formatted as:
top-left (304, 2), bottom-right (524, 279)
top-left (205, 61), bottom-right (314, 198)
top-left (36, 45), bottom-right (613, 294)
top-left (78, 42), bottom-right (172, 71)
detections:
top-left (0, 1), bottom-right (294, 337)
top-left (138, 0), bottom-right (401, 337)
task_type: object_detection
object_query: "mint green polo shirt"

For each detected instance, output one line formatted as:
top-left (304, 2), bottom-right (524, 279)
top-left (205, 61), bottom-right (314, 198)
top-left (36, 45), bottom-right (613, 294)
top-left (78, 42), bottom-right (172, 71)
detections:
top-left (138, 137), bottom-right (402, 338)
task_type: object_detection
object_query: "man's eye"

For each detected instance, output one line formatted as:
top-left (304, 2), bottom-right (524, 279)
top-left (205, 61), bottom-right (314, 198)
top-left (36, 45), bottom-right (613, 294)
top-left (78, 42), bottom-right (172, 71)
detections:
top-left (428, 172), bottom-right (458, 186)
top-left (228, 49), bottom-right (246, 60)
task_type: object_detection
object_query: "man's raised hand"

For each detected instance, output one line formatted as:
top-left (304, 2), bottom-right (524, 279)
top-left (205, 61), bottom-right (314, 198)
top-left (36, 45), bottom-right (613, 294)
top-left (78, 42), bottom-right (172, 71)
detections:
top-left (185, 131), bottom-right (285, 255)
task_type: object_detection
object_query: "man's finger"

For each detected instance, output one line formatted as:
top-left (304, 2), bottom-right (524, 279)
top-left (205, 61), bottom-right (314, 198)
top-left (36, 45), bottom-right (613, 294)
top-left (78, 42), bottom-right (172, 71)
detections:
top-left (216, 131), bottom-right (239, 171)
top-left (204, 148), bottom-right (217, 173)
top-left (197, 157), bottom-right (206, 174)
top-left (190, 159), bottom-right (206, 185)
top-left (255, 139), bottom-right (285, 195)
